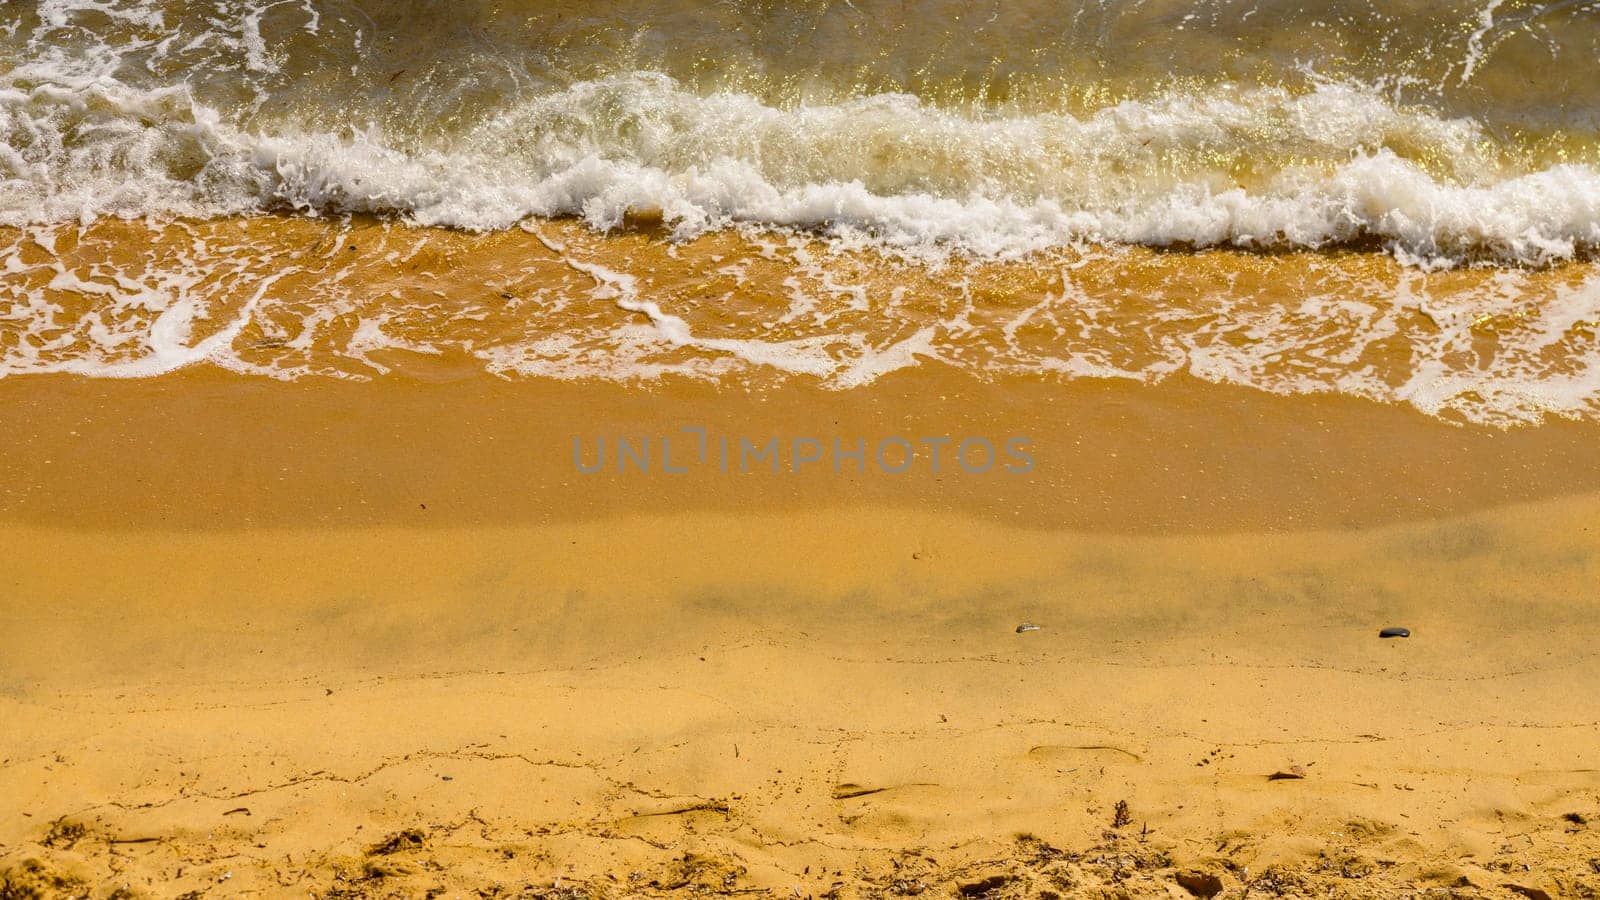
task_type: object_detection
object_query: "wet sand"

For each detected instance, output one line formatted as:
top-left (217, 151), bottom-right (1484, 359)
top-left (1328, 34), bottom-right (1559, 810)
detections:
top-left (3, 367), bottom-right (1600, 532)
top-left (3, 371), bottom-right (1600, 898)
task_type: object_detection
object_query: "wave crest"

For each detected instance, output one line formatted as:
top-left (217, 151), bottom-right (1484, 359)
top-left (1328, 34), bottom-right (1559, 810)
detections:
top-left (3, 69), bottom-right (1599, 264)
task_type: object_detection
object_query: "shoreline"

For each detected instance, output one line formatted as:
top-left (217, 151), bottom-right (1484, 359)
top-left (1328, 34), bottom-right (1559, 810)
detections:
top-left (6, 217), bottom-right (1599, 429)
top-left (10, 2), bottom-right (1600, 893)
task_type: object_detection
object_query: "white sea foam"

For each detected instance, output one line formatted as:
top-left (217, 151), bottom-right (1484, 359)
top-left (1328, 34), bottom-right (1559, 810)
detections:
top-left (5, 218), bottom-right (1600, 424)
top-left (6, 1), bottom-right (1600, 423)
top-left (3, 61), bottom-right (1599, 265)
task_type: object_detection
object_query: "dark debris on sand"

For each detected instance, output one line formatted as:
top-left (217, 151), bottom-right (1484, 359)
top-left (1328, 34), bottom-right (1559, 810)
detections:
top-left (6, 813), bottom-right (1600, 900)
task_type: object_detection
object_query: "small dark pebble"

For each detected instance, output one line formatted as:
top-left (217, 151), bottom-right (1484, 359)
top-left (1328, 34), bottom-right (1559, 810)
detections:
top-left (1379, 627), bottom-right (1411, 638)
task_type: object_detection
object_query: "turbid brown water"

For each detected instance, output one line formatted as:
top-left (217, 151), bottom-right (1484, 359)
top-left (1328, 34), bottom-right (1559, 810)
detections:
top-left (5, 219), bottom-right (1600, 426)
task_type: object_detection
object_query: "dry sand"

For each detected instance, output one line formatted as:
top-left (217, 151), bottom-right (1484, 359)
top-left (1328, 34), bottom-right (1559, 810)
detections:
top-left (3, 371), bottom-right (1600, 899)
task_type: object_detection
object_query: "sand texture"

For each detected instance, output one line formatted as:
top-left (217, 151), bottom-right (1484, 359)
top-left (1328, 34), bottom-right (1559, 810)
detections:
top-left (3, 374), bottom-right (1600, 898)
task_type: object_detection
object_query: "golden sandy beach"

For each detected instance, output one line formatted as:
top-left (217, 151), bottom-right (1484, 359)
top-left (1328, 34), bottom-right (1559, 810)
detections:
top-left (4, 371), bottom-right (1600, 899)
top-left (8, 0), bottom-right (1600, 894)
